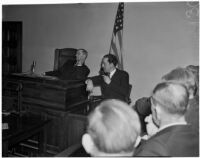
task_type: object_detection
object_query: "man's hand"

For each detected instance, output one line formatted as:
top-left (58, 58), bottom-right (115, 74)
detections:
top-left (102, 75), bottom-right (111, 84)
top-left (85, 79), bottom-right (94, 92)
top-left (41, 72), bottom-right (46, 76)
top-left (145, 114), bottom-right (159, 137)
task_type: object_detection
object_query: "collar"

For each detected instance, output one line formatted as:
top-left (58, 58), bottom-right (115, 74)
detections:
top-left (158, 121), bottom-right (187, 132)
top-left (75, 62), bottom-right (84, 66)
top-left (75, 64), bottom-right (83, 66)
top-left (109, 68), bottom-right (116, 79)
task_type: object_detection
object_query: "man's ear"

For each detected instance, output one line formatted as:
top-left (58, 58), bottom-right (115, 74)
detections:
top-left (188, 88), bottom-right (194, 99)
top-left (82, 133), bottom-right (95, 154)
top-left (151, 104), bottom-right (161, 127)
top-left (154, 105), bottom-right (162, 125)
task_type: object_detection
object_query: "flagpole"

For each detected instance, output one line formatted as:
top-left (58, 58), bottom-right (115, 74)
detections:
top-left (120, 2), bottom-right (124, 70)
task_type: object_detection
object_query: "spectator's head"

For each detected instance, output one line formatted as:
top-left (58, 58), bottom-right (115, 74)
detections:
top-left (76, 49), bottom-right (88, 64)
top-left (186, 65), bottom-right (199, 96)
top-left (101, 54), bottom-right (118, 73)
top-left (134, 97), bottom-right (152, 134)
top-left (134, 97), bottom-right (152, 117)
top-left (186, 65), bottom-right (199, 74)
top-left (82, 99), bottom-right (141, 156)
top-left (162, 67), bottom-right (196, 99)
top-left (150, 82), bottom-right (189, 128)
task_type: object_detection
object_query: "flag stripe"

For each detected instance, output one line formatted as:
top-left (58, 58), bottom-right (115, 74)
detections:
top-left (109, 2), bottom-right (124, 70)
top-left (117, 30), bottom-right (122, 49)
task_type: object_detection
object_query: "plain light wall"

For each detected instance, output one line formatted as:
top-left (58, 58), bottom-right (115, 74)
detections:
top-left (2, 2), bottom-right (199, 103)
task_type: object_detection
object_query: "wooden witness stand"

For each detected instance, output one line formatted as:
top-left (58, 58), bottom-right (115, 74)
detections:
top-left (2, 73), bottom-right (90, 156)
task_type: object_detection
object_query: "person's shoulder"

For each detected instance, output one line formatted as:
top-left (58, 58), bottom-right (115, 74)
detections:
top-left (83, 64), bottom-right (89, 69)
top-left (135, 138), bottom-right (167, 156)
top-left (135, 132), bottom-right (168, 155)
top-left (116, 69), bottom-right (129, 76)
top-left (83, 64), bottom-right (90, 71)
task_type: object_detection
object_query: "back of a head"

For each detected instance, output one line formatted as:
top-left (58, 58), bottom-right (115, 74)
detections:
top-left (134, 97), bottom-right (151, 116)
top-left (152, 82), bottom-right (189, 116)
top-left (186, 65), bottom-right (199, 75)
top-left (186, 65), bottom-right (199, 91)
top-left (87, 99), bottom-right (141, 155)
top-left (162, 67), bottom-right (196, 97)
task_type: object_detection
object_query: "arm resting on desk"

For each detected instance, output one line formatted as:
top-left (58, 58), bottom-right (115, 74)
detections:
top-left (45, 70), bottom-right (60, 77)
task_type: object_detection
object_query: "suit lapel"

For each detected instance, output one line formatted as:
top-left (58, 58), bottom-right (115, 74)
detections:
top-left (111, 69), bottom-right (119, 81)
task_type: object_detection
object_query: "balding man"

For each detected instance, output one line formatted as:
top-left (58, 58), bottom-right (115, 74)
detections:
top-left (162, 67), bottom-right (199, 132)
top-left (82, 99), bottom-right (141, 156)
top-left (135, 82), bottom-right (199, 157)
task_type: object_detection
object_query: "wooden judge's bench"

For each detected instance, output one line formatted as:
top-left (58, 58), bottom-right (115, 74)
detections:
top-left (2, 73), bottom-right (92, 156)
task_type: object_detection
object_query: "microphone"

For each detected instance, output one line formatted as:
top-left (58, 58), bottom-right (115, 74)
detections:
top-left (30, 60), bottom-right (36, 74)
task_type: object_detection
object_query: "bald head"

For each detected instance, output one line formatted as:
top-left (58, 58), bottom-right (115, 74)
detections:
top-left (151, 82), bottom-right (189, 115)
top-left (86, 99), bottom-right (141, 155)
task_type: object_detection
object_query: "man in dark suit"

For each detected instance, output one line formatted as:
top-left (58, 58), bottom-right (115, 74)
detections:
top-left (135, 67), bottom-right (199, 135)
top-left (86, 54), bottom-right (129, 102)
top-left (45, 49), bottom-right (90, 80)
top-left (162, 67), bottom-right (199, 133)
top-left (135, 82), bottom-right (199, 157)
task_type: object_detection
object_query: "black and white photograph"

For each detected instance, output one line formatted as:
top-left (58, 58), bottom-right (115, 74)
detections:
top-left (2, 0), bottom-right (199, 157)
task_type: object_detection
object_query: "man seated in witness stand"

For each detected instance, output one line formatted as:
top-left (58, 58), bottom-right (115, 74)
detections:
top-left (45, 49), bottom-right (90, 80)
top-left (82, 99), bottom-right (141, 156)
top-left (134, 82), bottom-right (199, 157)
top-left (86, 54), bottom-right (129, 102)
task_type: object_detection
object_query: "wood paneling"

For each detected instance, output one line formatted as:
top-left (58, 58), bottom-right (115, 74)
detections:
top-left (3, 74), bottom-right (89, 155)
top-left (2, 21), bottom-right (22, 76)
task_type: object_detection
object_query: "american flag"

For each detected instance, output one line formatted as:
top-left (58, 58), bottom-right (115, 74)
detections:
top-left (109, 2), bottom-right (124, 70)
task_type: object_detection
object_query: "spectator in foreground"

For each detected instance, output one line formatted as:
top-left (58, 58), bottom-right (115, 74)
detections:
top-left (82, 99), bottom-right (141, 156)
top-left (162, 67), bottom-right (199, 132)
top-left (135, 82), bottom-right (199, 157)
top-left (186, 65), bottom-right (199, 97)
top-left (135, 66), bottom-right (199, 138)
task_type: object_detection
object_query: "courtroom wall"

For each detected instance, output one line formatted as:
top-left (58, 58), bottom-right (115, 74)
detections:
top-left (2, 2), bottom-right (199, 103)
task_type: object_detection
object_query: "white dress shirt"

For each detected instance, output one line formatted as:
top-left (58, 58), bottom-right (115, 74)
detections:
top-left (109, 68), bottom-right (116, 79)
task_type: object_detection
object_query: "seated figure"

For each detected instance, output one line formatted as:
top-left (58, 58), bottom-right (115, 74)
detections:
top-left (45, 48), bottom-right (90, 80)
top-left (86, 54), bottom-right (129, 102)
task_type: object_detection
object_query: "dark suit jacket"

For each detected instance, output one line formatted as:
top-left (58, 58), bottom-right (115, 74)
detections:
top-left (90, 69), bottom-right (129, 102)
top-left (45, 60), bottom-right (90, 80)
top-left (185, 96), bottom-right (199, 133)
top-left (134, 125), bottom-right (199, 157)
